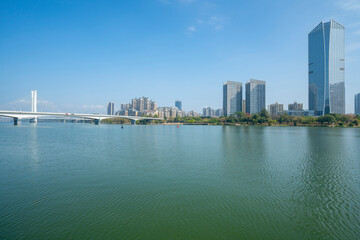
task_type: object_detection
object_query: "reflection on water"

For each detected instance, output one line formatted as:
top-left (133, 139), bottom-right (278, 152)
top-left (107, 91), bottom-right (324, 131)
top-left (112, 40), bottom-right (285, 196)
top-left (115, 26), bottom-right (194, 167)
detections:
top-left (290, 128), bottom-right (360, 238)
top-left (0, 124), bottom-right (360, 239)
top-left (29, 125), bottom-right (39, 163)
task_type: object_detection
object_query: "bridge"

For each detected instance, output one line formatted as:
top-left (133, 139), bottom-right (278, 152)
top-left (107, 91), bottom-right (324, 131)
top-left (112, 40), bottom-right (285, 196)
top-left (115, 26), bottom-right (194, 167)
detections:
top-left (0, 110), bottom-right (162, 125)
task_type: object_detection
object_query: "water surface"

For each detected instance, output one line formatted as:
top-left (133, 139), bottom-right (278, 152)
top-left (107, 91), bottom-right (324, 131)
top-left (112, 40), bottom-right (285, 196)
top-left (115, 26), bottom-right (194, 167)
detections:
top-left (0, 124), bottom-right (360, 239)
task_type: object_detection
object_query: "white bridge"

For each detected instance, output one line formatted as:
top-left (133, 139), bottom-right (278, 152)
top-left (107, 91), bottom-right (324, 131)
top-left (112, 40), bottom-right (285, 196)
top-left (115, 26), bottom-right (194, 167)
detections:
top-left (0, 110), bottom-right (162, 125)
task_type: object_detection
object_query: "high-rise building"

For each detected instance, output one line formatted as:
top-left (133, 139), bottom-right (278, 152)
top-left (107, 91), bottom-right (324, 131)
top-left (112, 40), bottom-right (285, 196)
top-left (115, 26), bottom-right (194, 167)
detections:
top-left (175, 100), bottom-right (182, 111)
top-left (269, 102), bottom-right (284, 117)
top-left (223, 81), bottom-right (242, 116)
top-left (246, 79), bottom-right (266, 115)
top-left (242, 100), bottom-right (246, 113)
top-left (288, 101), bottom-right (303, 111)
top-left (215, 109), bottom-right (224, 117)
top-left (355, 93), bottom-right (360, 115)
top-left (309, 20), bottom-right (345, 116)
top-left (107, 102), bottom-right (114, 115)
top-left (203, 107), bottom-right (215, 117)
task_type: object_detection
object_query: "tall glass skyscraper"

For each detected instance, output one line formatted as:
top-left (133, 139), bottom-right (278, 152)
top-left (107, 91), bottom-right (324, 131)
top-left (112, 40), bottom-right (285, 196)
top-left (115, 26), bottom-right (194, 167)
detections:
top-left (175, 100), bottom-right (182, 111)
top-left (223, 81), bottom-right (242, 116)
top-left (355, 93), bottom-right (360, 115)
top-left (107, 102), bottom-right (114, 115)
top-left (308, 20), bottom-right (345, 116)
top-left (245, 79), bottom-right (266, 115)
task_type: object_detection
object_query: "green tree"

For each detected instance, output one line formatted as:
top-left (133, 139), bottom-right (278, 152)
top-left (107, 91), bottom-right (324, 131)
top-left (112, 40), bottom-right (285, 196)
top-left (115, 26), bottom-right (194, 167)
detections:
top-left (260, 109), bottom-right (270, 119)
top-left (317, 115), bottom-right (336, 124)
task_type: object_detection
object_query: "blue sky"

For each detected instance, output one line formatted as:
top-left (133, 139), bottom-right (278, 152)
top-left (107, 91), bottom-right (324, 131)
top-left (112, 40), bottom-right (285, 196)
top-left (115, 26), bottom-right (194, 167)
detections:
top-left (0, 0), bottom-right (359, 113)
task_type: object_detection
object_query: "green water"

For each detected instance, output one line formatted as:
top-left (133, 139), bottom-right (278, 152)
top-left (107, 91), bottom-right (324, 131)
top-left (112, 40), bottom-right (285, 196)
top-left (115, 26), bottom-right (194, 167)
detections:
top-left (0, 124), bottom-right (360, 239)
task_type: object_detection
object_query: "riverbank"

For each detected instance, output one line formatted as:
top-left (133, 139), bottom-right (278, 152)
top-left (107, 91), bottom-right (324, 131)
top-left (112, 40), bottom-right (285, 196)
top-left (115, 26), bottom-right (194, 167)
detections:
top-left (102, 111), bottom-right (360, 128)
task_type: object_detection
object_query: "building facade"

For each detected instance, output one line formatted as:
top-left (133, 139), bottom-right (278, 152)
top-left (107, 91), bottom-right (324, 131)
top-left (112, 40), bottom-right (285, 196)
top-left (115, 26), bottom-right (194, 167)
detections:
top-left (245, 79), bottom-right (266, 115)
top-left (355, 93), bottom-right (360, 115)
top-left (223, 81), bottom-right (242, 116)
top-left (309, 20), bottom-right (345, 116)
top-left (288, 101), bottom-right (303, 111)
top-left (107, 102), bottom-right (114, 115)
top-left (203, 107), bottom-right (215, 117)
top-left (175, 100), bottom-right (182, 111)
top-left (269, 102), bottom-right (284, 117)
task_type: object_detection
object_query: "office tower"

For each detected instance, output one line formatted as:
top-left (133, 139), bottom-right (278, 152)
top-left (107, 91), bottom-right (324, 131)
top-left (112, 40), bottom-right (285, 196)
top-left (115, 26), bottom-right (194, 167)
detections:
top-left (288, 101), bottom-right (303, 111)
top-left (175, 100), bottom-right (182, 111)
top-left (223, 81), bottom-right (242, 116)
top-left (309, 20), bottom-right (345, 116)
top-left (269, 102), bottom-right (284, 117)
top-left (107, 102), bottom-right (114, 115)
top-left (242, 100), bottom-right (246, 113)
top-left (245, 79), bottom-right (266, 115)
top-left (355, 93), bottom-right (360, 115)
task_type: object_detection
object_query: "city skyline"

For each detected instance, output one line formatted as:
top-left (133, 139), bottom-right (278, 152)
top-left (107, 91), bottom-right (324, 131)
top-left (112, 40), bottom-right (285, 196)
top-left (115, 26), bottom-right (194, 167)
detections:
top-left (1, 1), bottom-right (360, 113)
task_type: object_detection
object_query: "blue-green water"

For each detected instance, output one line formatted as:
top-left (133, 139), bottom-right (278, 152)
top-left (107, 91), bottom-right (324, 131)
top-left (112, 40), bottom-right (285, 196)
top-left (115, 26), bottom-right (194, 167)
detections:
top-left (1, 124), bottom-right (360, 239)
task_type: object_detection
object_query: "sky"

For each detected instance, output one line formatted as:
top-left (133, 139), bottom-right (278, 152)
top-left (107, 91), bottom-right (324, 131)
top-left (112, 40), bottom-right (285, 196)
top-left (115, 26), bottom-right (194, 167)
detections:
top-left (0, 0), bottom-right (360, 114)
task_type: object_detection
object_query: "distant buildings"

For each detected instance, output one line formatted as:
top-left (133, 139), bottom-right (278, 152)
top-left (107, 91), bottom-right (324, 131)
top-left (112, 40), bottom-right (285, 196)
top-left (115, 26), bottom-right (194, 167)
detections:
top-left (286, 110), bottom-right (315, 117)
top-left (119, 97), bottom-right (157, 116)
top-left (187, 110), bottom-right (200, 117)
top-left (288, 101), bottom-right (303, 111)
top-left (175, 100), bottom-right (182, 111)
top-left (203, 107), bottom-right (215, 117)
top-left (242, 100), bottom-right (246, 113)
top-left (355, 93), bottom-right (360, 115)
top-left (107, 102), bottom-right (114, 115)
top-left (269, 102), bottom-right (284, 117)
top-left (309, 20), bottom-right (345, 116)
top-left (246, 79), bottom-right (266, 115)
top-left (157, 107), bottom-right (185, 119)
top-left (223, 81), bottom-right (242, 116)
top-left (215, 109), bottom-right (224, 117)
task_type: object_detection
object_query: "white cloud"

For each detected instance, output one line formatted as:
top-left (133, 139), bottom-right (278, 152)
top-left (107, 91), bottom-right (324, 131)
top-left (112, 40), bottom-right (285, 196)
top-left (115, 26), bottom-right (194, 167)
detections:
top-left (187, 26), bottom-right (197, 32)
top-left (337, 0), bottom-right (360, 12)
top-left (208, 16), bottom-right (226, 31)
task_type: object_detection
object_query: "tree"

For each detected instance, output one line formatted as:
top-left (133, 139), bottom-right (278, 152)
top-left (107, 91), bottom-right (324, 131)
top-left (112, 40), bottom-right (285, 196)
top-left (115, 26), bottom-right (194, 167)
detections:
top-left (260, 108), bottom-right (270, 119)
top-left (234, 111), bottom-right (245, 118)
top-left (317, 115), bottom-right (336, 124)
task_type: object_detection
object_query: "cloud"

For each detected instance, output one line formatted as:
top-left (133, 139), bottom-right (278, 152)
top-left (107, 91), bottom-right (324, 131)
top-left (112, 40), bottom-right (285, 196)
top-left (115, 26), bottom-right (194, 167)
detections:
top-left (0, 98), bottom-right (107, 114)
top-left (337, 0), bottom-right (360, 12)
top-left (187, 26), bottom-right (197, 32)
top-left (208, 16), bottom-right (226, 30)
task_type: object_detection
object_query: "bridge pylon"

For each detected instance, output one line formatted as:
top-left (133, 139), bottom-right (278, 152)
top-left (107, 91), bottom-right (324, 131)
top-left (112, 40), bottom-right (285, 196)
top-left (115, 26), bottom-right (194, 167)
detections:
top-left (14, 118), bottom-right (21, 126)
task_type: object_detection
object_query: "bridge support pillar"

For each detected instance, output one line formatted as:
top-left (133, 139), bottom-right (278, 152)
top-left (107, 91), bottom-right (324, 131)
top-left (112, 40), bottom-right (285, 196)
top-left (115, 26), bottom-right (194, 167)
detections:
top-left (130, 119), bottom-right (137, 125)
top-left (30, 118), bottom-right (37, 124)
top-left (94, 119), bottom-right (100, 125)
top-left (14, 118), bottom-right (21, 126)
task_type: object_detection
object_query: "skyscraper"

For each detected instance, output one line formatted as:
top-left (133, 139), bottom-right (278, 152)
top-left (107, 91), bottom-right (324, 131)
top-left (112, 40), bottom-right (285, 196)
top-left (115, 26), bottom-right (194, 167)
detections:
top-left (355, 93), bottom-right (360, 115)
top-left (223, 81), bottom-right (242, 116)
top-left (107, 102), bottom-right (114, 115)
top-left (175, 100), bottom-right (182, 111)
top-left (308, 20), bottom-right (345, 116)
top-left (246, 79), bottom-right (266, 115)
